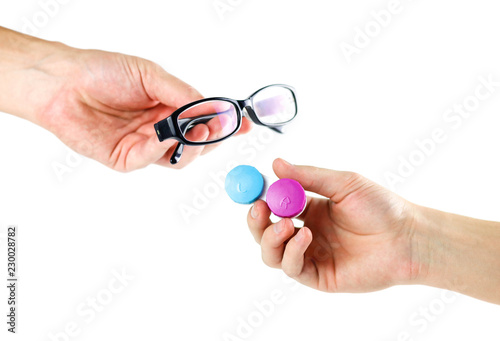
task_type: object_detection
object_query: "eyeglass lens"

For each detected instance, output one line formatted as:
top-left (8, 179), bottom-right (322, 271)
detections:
top-left (252, 86), bottom-right (296, 125)
top-left (178, 100), bottom-right (239, 143)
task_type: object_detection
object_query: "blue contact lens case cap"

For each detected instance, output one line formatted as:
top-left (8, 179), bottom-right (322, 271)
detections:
top-left (225, 165), bottom-right (264, 205)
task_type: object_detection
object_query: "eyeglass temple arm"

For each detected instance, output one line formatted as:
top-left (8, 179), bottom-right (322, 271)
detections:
top-left (172, 114), bottom-right (221, 165)
top-left (269, 126), bottom-right (285, 134)
top-left (170, 121), bottom-right (191, 165)
top-left (156, 114), bottom-right (221, 144)
top-left (154, 117), bottom-right (176, 142)
top-left (170, 143), bottom-right (184, 165)
top-left (153, 116), bottom-right (184, 165)
top-left (178, 114), bottom-right (219, 130)
top-left (171, 114), bottom-right (221, 165)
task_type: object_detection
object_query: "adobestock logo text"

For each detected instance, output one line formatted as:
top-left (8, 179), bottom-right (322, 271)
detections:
top-left (340, 0), bottom-right (416, 63)
top-left (384, 74), bottom-right (500, 190)
top-left (19, 0), bottom-right (72, 36)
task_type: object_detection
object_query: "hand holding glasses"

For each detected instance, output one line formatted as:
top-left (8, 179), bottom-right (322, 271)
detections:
top-left (154, 84), bottom-right (298, 164)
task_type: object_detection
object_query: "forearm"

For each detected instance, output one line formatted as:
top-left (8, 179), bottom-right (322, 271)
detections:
top-left (0, 27), bottom-right (71, 124)
top-left (413, 205), bottom-right (500, 304)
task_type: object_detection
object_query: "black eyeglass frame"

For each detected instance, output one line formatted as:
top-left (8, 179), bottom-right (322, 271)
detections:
top-left (154, 84), bottom-right (297, 164)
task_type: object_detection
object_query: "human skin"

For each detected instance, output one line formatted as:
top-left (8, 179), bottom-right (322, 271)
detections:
top-left (248, 158), bottom-right (500, 305)
top-left (0, 27), bottom-right (251, 171)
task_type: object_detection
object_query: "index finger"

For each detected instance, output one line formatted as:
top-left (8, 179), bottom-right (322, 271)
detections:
top-left (272, 158), bottom-right (369, 203)
top-left (247, 200), bottom-right (272, 244)
top-left (143, 61), bottom-right (203, 108)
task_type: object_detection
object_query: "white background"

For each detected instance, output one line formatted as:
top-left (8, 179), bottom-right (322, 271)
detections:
top-left (1, 0), bottom-right (500, 340)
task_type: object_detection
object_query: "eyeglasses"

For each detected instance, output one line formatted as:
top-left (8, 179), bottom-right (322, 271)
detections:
top-left (154, 84), bottom-right (297, 164)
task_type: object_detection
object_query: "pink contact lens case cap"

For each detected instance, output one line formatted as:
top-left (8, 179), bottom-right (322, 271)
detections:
top-left (266, 178), bottom-right (306, 218)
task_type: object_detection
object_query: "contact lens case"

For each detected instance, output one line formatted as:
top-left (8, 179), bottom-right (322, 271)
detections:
top-left (225, 165), bottom-right (306, 218)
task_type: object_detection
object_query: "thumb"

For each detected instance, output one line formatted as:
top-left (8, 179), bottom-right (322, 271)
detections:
top-left (143, 61), bottom-right (203, 108)
top-left (272, 158), bottom-right (369, 202)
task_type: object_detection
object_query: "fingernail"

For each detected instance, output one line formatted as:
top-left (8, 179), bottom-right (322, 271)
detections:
top-left (273, 220), bottom-right (284, 234)
top-left (281, 159), bottom-right (291, 166)
top-left (294, 228), bottom-right (304, 242)
top-left (251, 204), bottom-right (258, 219)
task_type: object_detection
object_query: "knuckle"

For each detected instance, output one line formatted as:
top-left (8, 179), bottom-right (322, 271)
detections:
top-left (281, 263), bottom-right (299, 278)
top-left (344, 171), bottom-right (363, 183)
top-left (343, 171), bottom-right (368, 190)
top-left (261, 248), bottom-right (281, 269)
top-left (185, 85), bottom-right (203, 101)
top-left (261, 252), bottom-right (280, 269)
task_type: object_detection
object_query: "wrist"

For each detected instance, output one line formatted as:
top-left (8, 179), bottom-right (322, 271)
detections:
top-left (409, 204), bottom-right (500, 304)
top-left (0, 27), bottom-right (75, 122)
top-left (406, 205), bottom-right (444, 286)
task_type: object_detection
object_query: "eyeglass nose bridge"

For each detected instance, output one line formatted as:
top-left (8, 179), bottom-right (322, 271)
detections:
top-left (237, 99), bottom-right (252, 112)
top-left (238, 99), bottom-right (261, 125)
